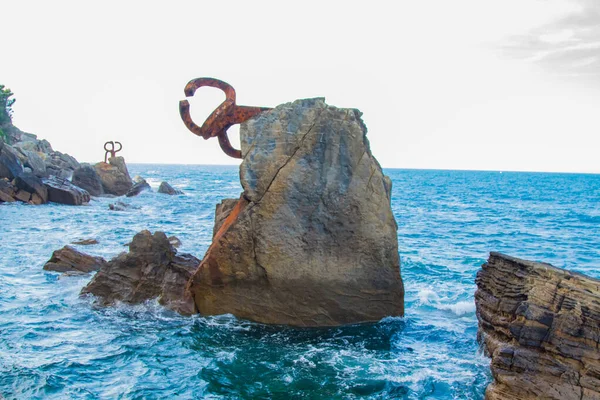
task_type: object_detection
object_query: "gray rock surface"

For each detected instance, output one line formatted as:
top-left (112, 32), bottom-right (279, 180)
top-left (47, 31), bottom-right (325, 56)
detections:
top-left (14, 172), bottom-right (48, 204)
top-left (212, 198), bottom-right (238, 238)
top-left (94, 156), bottom-right (133, 196)
top-left (72, 165), bottom-right (104, 196)
top-left (22, 150), bottom-right (47, 177)
top-left (43, 177), bottom-right (90, 205)
top-left (168, 236), bottom-right (182, 248)
top-left (475, 252), bottom-right (600, 400)
top-left (0, 141), bottom-right (23, 180)
top-left (0, 179), bottom-right (16, 202)
top-left (44, 246), bottom-right (107, 273)
top-left (81, 230), bottom-right (199, 314)
top-left (3, 119), bottom-right (79, 181)
top-left (188, 98), bottom-right (404, 326)
top-left (71, 238), bottom-right (99, 245)
top-left (158, 181), bottom-right (182, 195)
top-left (125, 177), bottom-right (151, 197)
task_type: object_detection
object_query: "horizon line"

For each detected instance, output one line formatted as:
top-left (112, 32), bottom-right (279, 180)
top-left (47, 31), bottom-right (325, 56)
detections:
top-left (98, 161), bottom-right (599, 176)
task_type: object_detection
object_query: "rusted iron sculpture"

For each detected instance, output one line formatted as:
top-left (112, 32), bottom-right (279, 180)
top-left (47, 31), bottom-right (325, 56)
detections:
top-left (179, 78), bottom-right (271, 159)
top-left (104, 141), bottom-right (122, 163)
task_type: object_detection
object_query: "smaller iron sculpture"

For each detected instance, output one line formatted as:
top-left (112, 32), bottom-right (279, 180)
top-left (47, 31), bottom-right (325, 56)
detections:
top-left (179, 78), bottom-right (272, 159)
top-left (104, 141), bottom-right (122, 163)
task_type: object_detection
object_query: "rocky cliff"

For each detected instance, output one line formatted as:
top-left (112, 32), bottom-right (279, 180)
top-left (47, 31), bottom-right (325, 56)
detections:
top-left (0, 122), bottom-right (91, 205)
top-left (187, 98), bottom-right (404, 327)
top-left (475, 252), bottom-right (600, 400)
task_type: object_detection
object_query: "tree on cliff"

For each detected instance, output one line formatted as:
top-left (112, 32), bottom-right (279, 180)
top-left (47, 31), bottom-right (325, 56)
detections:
top-left (0, 85), bottom-right (16, 125)
top-left (0, 85), bottom-right (16, 140)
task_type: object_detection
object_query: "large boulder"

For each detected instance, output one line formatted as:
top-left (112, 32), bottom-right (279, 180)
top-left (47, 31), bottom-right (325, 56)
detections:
top-left (81, 230), bottom-right (199, 314)
top-left (94, 156), bottom-right (133, 196)
top-left (475, 252), bottom-right (600, 400)
top-left (187, 98), bottom-right (404, 327)
top-left (0, 142), bottom-right (23, 180)
top-left (44, 245), bottom-right (107, 273)
top-left (14, 172), bottom-right (48, 204)
top-left (22, 150), bottom-right (47, 177)
top-left (72, 165), bottom-right (104, 196)
top-left (43, 176), bottom-right (90, 205)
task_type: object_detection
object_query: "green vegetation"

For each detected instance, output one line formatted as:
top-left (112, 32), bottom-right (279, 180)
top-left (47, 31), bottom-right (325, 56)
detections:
top-left (0, 84), bottom-right (15, 141)
top-left (0, 84), bottom-right (16, 126)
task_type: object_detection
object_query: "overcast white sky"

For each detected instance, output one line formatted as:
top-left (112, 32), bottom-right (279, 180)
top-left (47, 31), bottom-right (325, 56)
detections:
top-left (3, 0), bottom-right (599, 173)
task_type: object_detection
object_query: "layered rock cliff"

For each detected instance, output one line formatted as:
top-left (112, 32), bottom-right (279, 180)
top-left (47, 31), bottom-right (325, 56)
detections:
top-left (475, 252), bottom-right (600, 400)
top-left (187, 98), bottom-right (404, 327)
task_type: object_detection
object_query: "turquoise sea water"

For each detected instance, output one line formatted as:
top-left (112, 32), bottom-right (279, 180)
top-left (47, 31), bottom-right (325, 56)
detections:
top-left (1, 165), bottom-right (599, 399)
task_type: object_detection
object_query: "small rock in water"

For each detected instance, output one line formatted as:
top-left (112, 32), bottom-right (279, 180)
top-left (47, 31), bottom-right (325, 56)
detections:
top-left (158, 181), bottom-right (182, 195)
top-left (108, 201), bottom-right (140, 211)
top-left (71, 238), bottom-right (99, 245)
top-left (81, 230), bottom-right (199, 314)
top-left (125, 177), bottom-right (151, 197)
top-left (168, 235), bottom-right (182, 248)
top-left (44, 245), bottom-right (107, 273)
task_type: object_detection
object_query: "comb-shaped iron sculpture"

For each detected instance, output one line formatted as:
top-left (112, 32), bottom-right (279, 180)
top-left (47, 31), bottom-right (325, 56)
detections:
top-left (104, 141), bottom-right (122, 163)
top-left (179, 78), bottom-right (271, 158)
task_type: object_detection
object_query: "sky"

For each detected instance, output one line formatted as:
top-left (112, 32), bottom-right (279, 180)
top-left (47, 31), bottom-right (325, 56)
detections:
top-left (3, 0), bottom-right (599, 173)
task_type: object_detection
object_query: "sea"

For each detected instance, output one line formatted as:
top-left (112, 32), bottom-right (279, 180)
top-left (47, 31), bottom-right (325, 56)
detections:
top-left (1, 165), bottom-right (599, 399)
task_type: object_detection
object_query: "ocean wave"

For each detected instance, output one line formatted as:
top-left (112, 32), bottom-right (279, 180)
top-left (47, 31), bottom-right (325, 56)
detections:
top-left (415, 288), bottom-right (476, 316)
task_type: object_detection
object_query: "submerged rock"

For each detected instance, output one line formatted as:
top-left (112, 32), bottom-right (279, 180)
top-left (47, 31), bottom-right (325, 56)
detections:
top-left (71, 238), bottom-right (99, 245)
top-left (158, 181), bottom-right (182, 195)
top-left (108, 201), bottom-right (140, 211)
top-left (475, 252), bottom-right (600, 400)
top-left (43, 176), bottom-right (90, 205)
top-left (94, 156), bottom-right (133, 196)
top-left (188, 98), bottom-right (404, 326)
top-left (44, 245), bottom-right (107, 273)
top-left (72, 165), bottom-right (104, 196)
top-left (81, 230), bottom-right (199, 314)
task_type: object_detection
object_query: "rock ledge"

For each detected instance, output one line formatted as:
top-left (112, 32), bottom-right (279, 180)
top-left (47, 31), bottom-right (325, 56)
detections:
top-left (475, 252), bottom-right (600, 400)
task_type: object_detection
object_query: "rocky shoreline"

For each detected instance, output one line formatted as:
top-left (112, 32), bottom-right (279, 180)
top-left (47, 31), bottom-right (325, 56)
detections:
top-left (0, 122), bottom-right (182, 205)
top-left (475, 253), bottom-right (600, 400)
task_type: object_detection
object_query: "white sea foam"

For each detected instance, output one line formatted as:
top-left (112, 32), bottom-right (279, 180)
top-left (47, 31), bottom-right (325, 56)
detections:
top-left (435, 301), bottom-right (476, 316)
top-left (417, 288), bottom-right (439, 305)
top-left (415, 288), bottom-right (475, 315)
